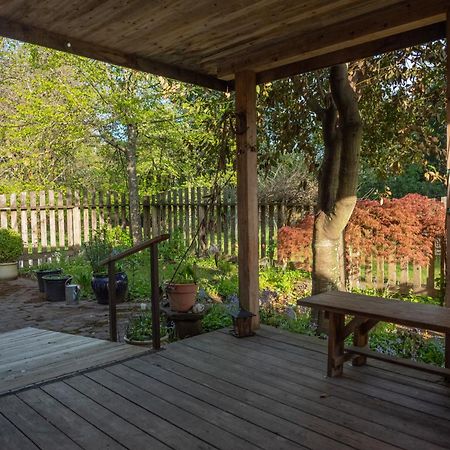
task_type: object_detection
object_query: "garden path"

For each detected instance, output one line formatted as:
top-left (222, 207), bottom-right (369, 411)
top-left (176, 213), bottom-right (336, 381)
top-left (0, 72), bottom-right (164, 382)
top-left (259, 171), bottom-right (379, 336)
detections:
top-left (0, 277), bottom-right (140, 341)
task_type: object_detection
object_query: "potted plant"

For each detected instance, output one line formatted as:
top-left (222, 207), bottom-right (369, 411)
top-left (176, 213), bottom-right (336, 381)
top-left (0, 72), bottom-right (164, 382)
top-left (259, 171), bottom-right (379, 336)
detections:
top-left (166, 261), bottom-right (198, 312)
top-left (83, 234), bottom-right (128, 305)
top-left (42, 274), bottom-right (72, 302)
top-left (0, 228), bottom-right (23, 281)
top-left (124, 311), bottom-right (168, 346)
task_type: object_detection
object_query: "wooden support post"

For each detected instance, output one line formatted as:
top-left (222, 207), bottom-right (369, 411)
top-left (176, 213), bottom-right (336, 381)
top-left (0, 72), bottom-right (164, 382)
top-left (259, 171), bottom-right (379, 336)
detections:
top-left (235, 70), bottom-right (259, 328)
top-left (446, 10), bottom-right (450, 373)
top-left (108, 261), bottom-right (117, 342)
top-left (150, 243), bottom-right (161, 351)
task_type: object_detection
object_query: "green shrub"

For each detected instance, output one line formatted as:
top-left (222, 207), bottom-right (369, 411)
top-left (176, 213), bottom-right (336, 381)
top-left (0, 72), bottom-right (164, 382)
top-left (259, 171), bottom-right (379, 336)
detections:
top-left (170, 260), bottom-right (198, 284)
top-left (0, 228), bottom-right (23, 263)
top-left (126, 312), bottom-right (167, 341)
top-left (202, 304), bottom-right (232, 332)
top-left (159, 229), bottom-right (187, 262)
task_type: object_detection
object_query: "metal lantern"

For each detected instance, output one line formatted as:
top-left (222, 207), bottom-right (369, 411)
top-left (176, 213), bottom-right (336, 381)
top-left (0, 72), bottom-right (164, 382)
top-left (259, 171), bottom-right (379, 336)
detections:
top-left (231, 308), bottom-right (255, 338)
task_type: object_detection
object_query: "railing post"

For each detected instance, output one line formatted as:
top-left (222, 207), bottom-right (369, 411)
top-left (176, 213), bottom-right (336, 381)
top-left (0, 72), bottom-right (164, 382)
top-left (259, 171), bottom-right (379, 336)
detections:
top-left (150, 243), bottom-right (161, 350)
top-left (108, 261), bottom-right (117, 342)
top-left (99, 234), bottom-right (169, 345)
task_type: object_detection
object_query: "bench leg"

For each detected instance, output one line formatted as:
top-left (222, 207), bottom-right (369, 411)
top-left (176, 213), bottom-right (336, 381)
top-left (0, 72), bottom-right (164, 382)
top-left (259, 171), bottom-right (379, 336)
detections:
top-left (327, 312), bottom-right (345, 377)
top-left (352, 325), bottom-right (368, 366)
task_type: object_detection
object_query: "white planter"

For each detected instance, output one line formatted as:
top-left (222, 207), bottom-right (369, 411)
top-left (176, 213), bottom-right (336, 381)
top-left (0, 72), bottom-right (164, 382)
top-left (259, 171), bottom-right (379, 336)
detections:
top-left (0, 262), bottom-right (18, 281)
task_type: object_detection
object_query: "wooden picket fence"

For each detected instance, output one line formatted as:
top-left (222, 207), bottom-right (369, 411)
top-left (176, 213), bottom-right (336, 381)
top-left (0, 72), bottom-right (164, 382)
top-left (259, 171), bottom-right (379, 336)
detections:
top-left (0, 188), bottom-right (296, 267)
top-left (0, 188), bottom-right (444, 297)
top-left (346, 245), bottom-right (443, 297)
top-left (140, 187), bottom-right (295, 258)
top-left (0, 190), bottom-right (129, 267)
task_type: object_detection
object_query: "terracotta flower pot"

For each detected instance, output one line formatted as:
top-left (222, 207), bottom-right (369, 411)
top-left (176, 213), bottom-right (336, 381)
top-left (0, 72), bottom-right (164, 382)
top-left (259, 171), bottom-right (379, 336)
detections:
top-left (167, 283), bottom-right (198, 312)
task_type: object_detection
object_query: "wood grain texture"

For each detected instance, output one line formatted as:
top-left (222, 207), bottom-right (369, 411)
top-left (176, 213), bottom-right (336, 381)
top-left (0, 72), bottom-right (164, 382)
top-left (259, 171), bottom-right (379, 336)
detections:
top-left (0, 1), bottom-right (445, 88)
top-left (1, 327), bottom-right (450, 449)
top-left (300, 291), bottom-right (450, 333)
top-left (0, 327), bottom-right (148, 395)
top-left (235, 71), bottom-right (259, 326)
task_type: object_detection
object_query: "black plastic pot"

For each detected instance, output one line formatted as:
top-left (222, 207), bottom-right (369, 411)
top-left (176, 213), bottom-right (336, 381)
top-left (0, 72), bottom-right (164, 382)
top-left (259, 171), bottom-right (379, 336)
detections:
top-left (35, 269), bottom-right (63, 292)
top-left (91, 272), bottom-right (128, 305)
top-left (42, 275), bottom-right (72, 302)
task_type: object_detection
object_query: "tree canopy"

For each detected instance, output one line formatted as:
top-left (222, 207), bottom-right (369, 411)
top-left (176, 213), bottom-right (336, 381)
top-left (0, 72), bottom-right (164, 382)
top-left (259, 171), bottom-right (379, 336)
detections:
top-left (0, 38), bottom-right (446, 199)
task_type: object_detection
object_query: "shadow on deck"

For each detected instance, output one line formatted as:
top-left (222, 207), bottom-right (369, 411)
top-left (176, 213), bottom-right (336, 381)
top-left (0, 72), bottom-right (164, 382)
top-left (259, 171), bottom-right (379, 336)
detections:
top-left (1, 325), bottom-right (449, 449)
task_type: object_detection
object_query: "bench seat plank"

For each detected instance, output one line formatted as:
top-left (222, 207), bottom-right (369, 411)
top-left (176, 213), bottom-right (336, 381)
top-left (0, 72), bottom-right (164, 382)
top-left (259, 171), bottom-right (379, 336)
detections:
top-left (300, 291), bottom-right (450, 333)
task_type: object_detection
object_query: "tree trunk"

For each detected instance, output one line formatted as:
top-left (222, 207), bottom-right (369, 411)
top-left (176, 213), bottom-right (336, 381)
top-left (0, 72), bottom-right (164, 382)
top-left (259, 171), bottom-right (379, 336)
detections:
top-left (126, 123), bottom-right (142, 244)
top-left (312, 64), bottom-right (362, 330)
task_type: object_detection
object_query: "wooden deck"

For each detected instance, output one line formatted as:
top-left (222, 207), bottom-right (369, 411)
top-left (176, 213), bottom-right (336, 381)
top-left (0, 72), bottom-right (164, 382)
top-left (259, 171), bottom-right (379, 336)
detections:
top-left (1, 325), bottom-right (450, 449)
top-left (0, 327), bottom-right (148, 395)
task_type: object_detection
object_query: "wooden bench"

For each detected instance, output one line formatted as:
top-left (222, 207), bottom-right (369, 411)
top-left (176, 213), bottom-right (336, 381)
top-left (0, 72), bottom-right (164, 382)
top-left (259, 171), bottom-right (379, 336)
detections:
top-left (300, 291), bottom-right (450, 379)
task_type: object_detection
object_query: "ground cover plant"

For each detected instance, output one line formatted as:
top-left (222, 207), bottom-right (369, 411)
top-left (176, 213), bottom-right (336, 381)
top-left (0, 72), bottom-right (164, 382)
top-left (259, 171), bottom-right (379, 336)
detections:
top-left (27, 228), bottom-right (445, 367)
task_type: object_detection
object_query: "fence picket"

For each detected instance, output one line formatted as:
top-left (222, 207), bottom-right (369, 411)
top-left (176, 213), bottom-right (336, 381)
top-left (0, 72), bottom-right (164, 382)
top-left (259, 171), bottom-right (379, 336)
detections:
top-left (91, 191), bottom-right (97, 236)
top-left (10, 193), bottom-right (18, 232)
top-left (82, 190), bottom-right (89, 243)
top-left (184, 188), bottom-right (190, 246)
top-left (39, 191), bottom-right (48, 253)
top-left (48, 190), bottom-right (57, 249)
top-left (66, 190), bottom-right (73, 248)
top-left (260, 204), bottom-right (266, 258)
top-left (0, 194), bottom-right (7, 229)
top-left (73, 191), bottom-right (81, 248)
top-left (230, 189), bottom-right (236, 255)
top-left (20, 193), bottom-right (28, 265)
top-left (223, 189), bottom-right (229, 255)
top-left (30, 192), bottom-right (38, 257)
top-left (57, 192), bottom-right (65, 248)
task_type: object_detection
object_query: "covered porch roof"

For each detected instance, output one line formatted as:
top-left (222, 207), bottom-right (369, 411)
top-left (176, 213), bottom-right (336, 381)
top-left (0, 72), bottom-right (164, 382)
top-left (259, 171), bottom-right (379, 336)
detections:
top-left (0, 1), bottom-right (447, 91)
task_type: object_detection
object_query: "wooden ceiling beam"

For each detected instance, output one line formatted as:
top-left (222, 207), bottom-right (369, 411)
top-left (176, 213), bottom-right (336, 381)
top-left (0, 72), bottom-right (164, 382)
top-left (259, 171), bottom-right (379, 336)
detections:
top-left (0, 16), bottom-right (233, 92)
top-left (215, 0), bottom-right (448, 78)
top-left (256, 22), bottom-right (446, 84)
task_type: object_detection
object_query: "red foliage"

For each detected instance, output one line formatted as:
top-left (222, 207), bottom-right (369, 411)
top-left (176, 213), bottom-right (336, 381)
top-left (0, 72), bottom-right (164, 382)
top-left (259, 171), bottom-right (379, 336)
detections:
top-left (277, 215), bottom-right (314, 269)
top-left (277, 194), bottom-right (444, 271)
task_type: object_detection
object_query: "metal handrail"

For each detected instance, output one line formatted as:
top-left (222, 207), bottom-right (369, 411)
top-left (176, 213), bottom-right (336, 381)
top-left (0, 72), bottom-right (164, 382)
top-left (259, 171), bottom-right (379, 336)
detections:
top-left (100, 234), bottom-right (170, 348)
top-left (99, 234), bottom-right (170, 266)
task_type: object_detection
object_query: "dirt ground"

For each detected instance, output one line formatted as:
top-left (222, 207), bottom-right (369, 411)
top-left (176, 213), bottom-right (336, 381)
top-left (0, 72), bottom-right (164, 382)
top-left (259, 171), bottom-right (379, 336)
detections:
top-left (0, 277), bottom-right (141, 341)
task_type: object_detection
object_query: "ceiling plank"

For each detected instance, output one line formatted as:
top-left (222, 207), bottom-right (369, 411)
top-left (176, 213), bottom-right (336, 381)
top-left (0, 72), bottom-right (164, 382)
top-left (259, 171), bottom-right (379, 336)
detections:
top-left (215, 0), bottom-right (448, 78)
top-left (0, 15), bottom-right (232, 92)
top-left (256, 22), bottom-right (446, 84)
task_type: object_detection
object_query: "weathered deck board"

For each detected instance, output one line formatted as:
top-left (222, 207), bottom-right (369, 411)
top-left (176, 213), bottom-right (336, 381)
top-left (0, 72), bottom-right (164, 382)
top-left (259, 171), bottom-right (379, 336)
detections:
top-left (0, 327), bottom-right (148, 394)
top-left (0, 326), bottom-right (449, 450)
